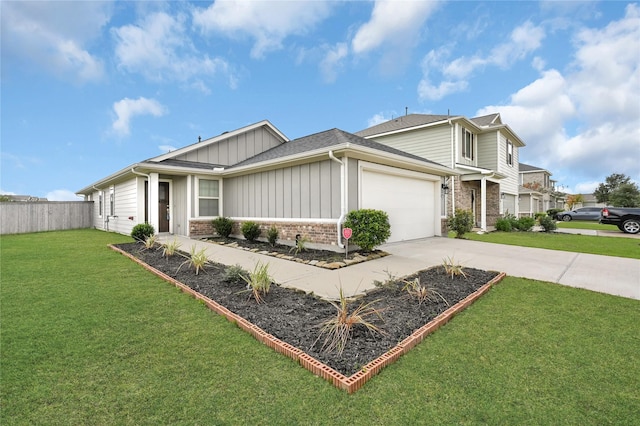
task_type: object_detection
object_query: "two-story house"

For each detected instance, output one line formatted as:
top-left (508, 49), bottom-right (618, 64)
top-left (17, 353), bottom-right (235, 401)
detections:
top-left (519, 163), bottom-right (566, 216)
top-left (355, 113), bottom-right (525, 231)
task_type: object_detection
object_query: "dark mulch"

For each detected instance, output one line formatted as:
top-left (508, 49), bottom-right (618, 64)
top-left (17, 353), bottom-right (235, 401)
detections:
top-left (206, 236), bottom-right (387, 263)
top-left (115, 242), bottom-right (499, 376)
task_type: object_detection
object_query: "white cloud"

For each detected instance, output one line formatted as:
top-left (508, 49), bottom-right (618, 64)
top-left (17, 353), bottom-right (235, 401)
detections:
top-left (477, 4), bottom-right (640, 192)
top-left (1, 1), bottom-right (109, 83)
top-left (319, 43), bottom-right (349, 83)
top-left (46, 189), bottom-right (83, 201)
top-left (112, 11), bottom-right (234, 91)
top-left (351, 0), bottom-right (439, 54)
top-left (367, 113), bottom-right (390, 128)
top-left (418, 21), bottom-right (545, 100)
top-left (192, 1), bottom-right (334, 59)
top-left (112, 97), bottom-right (167, 136)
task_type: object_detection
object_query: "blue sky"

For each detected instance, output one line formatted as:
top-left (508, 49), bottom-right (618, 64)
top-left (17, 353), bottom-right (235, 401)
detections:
top-left (2, 0), bottom-right (639, 200)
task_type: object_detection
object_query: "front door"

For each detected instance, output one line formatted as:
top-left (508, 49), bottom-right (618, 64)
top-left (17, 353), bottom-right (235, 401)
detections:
top-left (158, 182), bottom-right (170, 232)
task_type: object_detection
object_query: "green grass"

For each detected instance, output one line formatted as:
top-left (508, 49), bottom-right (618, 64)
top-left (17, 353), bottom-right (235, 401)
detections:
top-left (455, 231), bottom-right (640, 259)
top-left (556, 221), bottom-right (619, 231)
top-left (2, 230), bottom-right (639, 424)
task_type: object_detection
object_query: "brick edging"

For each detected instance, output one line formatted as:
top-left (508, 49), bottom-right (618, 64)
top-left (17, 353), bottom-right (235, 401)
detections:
top-left (110, 244), bottom-right (506, 393)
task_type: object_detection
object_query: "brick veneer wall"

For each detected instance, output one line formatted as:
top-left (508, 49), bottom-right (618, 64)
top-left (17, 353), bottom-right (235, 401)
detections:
top-left (189, 219), bottom-right (339, 247)
top-left (449, 177), bottom-right (501, 227)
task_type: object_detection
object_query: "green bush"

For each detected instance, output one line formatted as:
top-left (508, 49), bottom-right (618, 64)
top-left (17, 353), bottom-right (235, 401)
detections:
top-left (241, 221), bottom-right (261, 242)
top-left (534, 212), bottom-right (547, 222)
top-left (547, 208), bottom-right (563, 218)
top-left (517, 216), bottom-right (535, 231)
top-left (448, 209), bottom-right (474, 238)
top-left (539, 215), bottom-right (557, 232)
top-left (495, 216), bottom-right (513, 232)
top-left (343, 209), bottom-right (391, 252)
top-left (131, 223), bottom-right (155, 242)
top-left (212, 217), bottom-right (234, 238)
top-left (266, 225), bottom-right (279, 247)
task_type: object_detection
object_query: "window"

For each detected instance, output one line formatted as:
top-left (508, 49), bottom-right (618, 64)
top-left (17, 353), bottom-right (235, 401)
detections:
top-left (198, 179), bottom-right (219, 217)
top-left (98, 191), bottom-right (103, 217)
top-left (462, 128), bottom-right (474, 160)
top-left (506, 140), bottom-right (513, 166)
top-left (109, 187), bottom-right (114, 216)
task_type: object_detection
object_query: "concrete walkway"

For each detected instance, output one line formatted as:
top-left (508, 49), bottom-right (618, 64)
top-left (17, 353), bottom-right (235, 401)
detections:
top-left (156, 235), bottom-right (640, 301)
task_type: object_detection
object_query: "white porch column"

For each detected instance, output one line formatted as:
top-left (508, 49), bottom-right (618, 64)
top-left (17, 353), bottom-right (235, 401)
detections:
top-left (480, 177), bottom-right (487, 231)
top-left (149, 172), bottom-right (159, 233)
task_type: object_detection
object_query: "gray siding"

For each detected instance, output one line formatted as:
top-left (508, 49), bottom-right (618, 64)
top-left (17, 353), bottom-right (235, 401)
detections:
top-left (497, 132), bottom-right (520, 195)
top-left (477, 132), bottom-right (498, 170)
top-left (371, 124), bottom-right (452, 167)
top-left (223, 159), bottom-right (341, 219)
top-left (347, 158), bottom-right (358, 212)
top-left (174, 127), bottom-right (283, 165)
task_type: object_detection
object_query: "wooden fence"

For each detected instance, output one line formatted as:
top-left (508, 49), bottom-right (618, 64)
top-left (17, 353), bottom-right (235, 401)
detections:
top-left (0, 202), bottom-right (94, 235)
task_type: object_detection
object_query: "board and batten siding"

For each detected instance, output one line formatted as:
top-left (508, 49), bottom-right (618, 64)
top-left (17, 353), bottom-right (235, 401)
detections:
top-left (173, 128), bottom-right (283, 166)
top-left (497, 132), bottom-right (520, 195)
top-left (476, 132), bottom-right (499, 171)
top-left (372, 124), bottom-right (452, 168)
top-left (170, 176), bottom-right (188, 236)
top-left (223, 159), bottom-right (341, 219)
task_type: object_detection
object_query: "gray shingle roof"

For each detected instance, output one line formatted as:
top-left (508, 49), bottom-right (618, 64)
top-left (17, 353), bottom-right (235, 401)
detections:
top-left (354, 114), bottom-right (451, 137)
top-left (230, 128), bottom-right (448, 169)
top-left (470, 113), bottom-right (501, 127)
top-left (154, 159), bottom-right (225, 170)
top-left (519, 163), bottom-right (544, 172)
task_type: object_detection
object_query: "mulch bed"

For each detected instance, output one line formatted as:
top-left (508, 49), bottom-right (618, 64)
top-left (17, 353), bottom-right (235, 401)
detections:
top-left (115, 242), bottom-right (500, 376)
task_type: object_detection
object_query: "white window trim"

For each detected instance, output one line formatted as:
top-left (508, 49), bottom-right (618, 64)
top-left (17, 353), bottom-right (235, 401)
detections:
top-left (109, 186), bottom-right (115, 216)
top-left (462, 128), bottom-right (474, 160)
top-left (506, 140), bottom-right (514, 166)
top-left (195, 176), bottom-right (221, 218)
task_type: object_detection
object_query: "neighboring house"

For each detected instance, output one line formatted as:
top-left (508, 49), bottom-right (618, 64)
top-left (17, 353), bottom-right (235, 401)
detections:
top-left (576, 193), bottom-right (606, 208)
top-left (0, 195), bottom-right (48, 202)
top-left (355, 113), bottom-right (525, 231)
top-left (77, 120), bottom-right (455, 249)
top-left (518, 163), bottom-right (566, 216)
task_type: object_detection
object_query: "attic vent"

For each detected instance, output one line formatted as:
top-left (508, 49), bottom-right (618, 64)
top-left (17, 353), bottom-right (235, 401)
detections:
top-left (198, 136), bottom-right (201, 142)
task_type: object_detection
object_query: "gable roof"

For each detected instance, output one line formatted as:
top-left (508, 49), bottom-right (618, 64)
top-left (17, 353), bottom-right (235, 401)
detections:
top-left (150, 120), bottom-right (288, 163)
top-left (230, 128), bottom-right (448, 170)
top-left (356, 112), bottom-right (526, 147)
top-left (520, 163), bottom-right (551, 174)
top-left (355, 114), bottom-right (453, 138)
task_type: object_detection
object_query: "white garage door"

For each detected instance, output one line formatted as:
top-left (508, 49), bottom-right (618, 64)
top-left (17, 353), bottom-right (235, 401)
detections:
top-left (361, 169), bottom-right (436, 243)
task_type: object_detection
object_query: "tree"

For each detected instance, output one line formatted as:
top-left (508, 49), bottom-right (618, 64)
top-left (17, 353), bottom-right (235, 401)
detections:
top-left (593, 173), bottom-right (632, 204)
top-left (608, 183), bottom-right (640, 207)
top-left (566, 194), bottom-right (584, 210)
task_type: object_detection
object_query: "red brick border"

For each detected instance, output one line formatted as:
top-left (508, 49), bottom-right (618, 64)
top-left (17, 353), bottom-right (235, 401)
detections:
top-left (110, 244), bottom-right (506, 393)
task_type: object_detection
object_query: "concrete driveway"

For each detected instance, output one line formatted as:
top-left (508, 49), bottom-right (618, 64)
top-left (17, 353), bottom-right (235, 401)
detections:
top-left (158, 235), bottom-right (639, 301)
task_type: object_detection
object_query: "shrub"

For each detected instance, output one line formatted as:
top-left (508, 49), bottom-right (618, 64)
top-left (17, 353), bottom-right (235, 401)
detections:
top-left (442, 256), bottom-right (467, 279)
top-left (402, 277), bottom-right (449, 306)
top-left (240, 262), bottom-right (273, 303)
top-left (547, 208), bottom-right (563, 219)
top-left (343, 209), bottom-right (391, 252)
top-left (241, 221), bottom-right (261, 242)
top-left (315, 288), bottom-right (386, 355)
top-left (448, 209), bottom-right (474, 238)
top-left (539, 215), bottom-right (557, 232)
top-left (266, 225), bottom-right (279, 247)
top-left (212, 217), bottom-right (234, 238)
top-left (131, 223), bottom-right (155, 242)
top-left (289, 234), bottom-right (310, 256)
top-left (495, 216), bottom-right (513, 232)
top-left (517, 216), bottom-right (535, 231)
top-left (161, 239), bottom-right (181, 258)
top-left (141, 235), bottom-right (158, 250)
top-left (534, 212), bottom-right (547, 222)
top-left (224, 264), bottom-right (248, 284)
top-left (177, 246), bottom-right (210, 275)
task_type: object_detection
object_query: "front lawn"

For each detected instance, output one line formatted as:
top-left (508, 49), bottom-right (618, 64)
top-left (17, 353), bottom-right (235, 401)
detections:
top-left (556, 221), bottom-right (619, 231)
top-left (456, 230), bottom-right (640, 259)
top-left (2, 230), bottom-right (639, 424)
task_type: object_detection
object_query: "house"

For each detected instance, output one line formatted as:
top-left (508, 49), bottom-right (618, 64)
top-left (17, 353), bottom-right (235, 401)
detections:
top-left (355, 113), bottom-right (525, 231)
top-left (76, 120), bottom-right (455, 249)
top-left (518, 163), bottom-right (566, 216)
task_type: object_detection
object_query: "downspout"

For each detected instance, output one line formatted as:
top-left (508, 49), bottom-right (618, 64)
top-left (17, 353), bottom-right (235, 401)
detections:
top-left (131, 168), bottom-right (151, 226)
top-left (448, 118), bottom-right (456, 213)
top-left (329, 151), bottom-right (345, 249)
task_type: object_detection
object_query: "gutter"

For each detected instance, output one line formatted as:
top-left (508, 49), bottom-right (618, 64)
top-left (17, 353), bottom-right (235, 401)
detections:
top-left (328, 150), bottom-right (346, 249)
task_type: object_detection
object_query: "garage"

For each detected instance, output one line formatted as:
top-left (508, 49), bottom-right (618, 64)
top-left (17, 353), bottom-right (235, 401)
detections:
top-left (360, 164), bottom-right (438, 243)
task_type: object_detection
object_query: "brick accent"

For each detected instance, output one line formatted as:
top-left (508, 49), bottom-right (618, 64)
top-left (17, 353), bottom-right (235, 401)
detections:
top-left (449, 177), bottom-right (501, 227)
top-left (189, 218), bottom-right (340, 247)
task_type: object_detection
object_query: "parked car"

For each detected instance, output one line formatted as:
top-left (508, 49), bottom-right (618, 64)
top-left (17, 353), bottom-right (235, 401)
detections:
top-left (555, 207), bottom-right (602, 221)
top-left (600, 207), bottom-right (640, 234)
